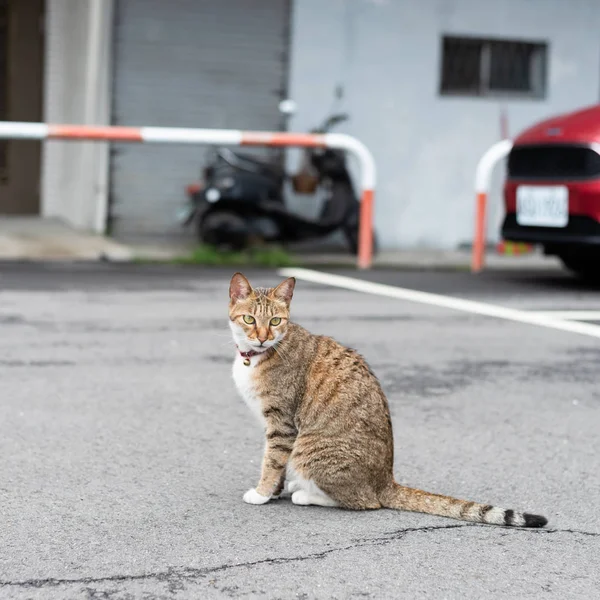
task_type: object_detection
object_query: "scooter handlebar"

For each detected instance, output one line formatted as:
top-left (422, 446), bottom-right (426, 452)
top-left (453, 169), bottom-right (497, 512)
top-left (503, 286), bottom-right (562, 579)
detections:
top-left (311, 113), bottom-right (350, 134)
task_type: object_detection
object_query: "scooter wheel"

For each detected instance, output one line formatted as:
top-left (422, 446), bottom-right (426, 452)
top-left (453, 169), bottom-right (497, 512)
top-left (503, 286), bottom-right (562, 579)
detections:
top-left (197, 210), bottom-right (250, 252)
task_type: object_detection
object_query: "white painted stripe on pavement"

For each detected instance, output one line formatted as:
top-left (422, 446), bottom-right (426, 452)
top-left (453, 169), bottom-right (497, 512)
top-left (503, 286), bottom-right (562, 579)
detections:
top-left (527, 311), bottom-right (600, 321)
top-left (278, 267), bottom-right (600, 340)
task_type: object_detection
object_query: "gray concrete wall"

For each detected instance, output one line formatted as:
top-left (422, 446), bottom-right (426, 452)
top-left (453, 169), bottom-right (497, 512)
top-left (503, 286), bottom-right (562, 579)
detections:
top-left (41, 0), bottom-right (113, 233)
top-left (287, 0), bottom-right (600, 249)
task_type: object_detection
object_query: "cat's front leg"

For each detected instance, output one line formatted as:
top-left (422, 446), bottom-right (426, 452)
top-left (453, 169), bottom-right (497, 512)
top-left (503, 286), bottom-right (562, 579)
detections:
top-left (244, 472), bottom-right (286, 504)
top-left (271, 472), bottom-right (299, 498)
top-left (243, 410), bottom-right (296, 505)
top-left (271, 473), bottom-right (286, 499)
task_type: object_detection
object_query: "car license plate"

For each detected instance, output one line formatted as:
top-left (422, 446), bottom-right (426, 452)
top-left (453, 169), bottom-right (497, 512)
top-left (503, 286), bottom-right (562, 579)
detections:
top-left (516, 186), bottom-right (568, 227)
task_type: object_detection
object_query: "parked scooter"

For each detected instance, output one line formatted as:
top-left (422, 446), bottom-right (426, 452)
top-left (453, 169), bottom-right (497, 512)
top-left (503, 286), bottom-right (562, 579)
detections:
top-left (180, 101), bottom-right (376, 254)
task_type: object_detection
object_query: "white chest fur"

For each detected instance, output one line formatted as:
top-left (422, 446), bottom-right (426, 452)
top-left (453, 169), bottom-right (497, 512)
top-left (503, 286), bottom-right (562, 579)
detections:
top-left (232, 355), bottom-right (265, 427)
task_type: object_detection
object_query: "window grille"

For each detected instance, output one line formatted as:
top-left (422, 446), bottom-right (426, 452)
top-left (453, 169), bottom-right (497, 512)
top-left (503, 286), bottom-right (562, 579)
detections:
top-left (440, 35), bottom-right (547, 99)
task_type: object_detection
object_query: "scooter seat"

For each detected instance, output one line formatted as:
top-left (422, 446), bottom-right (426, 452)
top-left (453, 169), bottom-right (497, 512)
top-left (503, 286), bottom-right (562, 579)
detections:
top-left (217, 148), bottom-right (285, 181)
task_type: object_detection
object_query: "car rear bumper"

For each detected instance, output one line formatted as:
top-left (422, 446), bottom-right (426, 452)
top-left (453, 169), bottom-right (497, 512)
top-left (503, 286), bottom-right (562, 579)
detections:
top-left (502, 214), bottom-right (600, 248)
top-left (503, 176), bottom-right (600, 250)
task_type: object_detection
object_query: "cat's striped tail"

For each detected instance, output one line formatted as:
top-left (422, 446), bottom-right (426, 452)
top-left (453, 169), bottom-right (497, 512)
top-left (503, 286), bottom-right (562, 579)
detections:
top-left (381, 482), bottom-right (547, 528)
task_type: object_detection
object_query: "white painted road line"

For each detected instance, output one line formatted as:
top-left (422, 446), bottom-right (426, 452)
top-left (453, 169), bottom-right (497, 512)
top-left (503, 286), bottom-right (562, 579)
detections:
top-left (527, 311), bottom-right (600, 321)
top-left (278, 267), bottom-right (600, 340)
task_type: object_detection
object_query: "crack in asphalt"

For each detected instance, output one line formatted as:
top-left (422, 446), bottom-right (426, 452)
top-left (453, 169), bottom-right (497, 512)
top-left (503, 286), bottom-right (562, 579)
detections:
top-left (538, 528), bottom-right (600, 537)
top-left (1, 524), bottom-right (598, 590)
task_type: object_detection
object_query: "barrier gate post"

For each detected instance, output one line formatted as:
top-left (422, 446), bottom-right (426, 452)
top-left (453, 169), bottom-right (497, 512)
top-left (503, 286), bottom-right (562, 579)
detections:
top-left (0, 122), bottom-right (377, 269)
top-left (471, 139), bottom-right (513, 273)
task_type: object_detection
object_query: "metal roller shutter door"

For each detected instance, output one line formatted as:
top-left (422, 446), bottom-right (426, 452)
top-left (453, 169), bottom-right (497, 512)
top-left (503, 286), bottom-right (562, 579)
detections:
top-left (109, 0), bottom-right (291, 239)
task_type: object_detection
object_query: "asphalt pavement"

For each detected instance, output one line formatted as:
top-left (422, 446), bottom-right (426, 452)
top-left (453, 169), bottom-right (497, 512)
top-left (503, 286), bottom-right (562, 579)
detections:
top-left (1, 263), bottom-right (599, 599)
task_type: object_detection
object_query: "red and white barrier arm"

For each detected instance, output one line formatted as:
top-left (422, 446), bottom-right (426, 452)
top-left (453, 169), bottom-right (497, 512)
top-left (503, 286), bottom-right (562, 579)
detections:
top-left (0, 122), bottom-right (377, 269)
top-left (471, 139), bottom-right (513, 273)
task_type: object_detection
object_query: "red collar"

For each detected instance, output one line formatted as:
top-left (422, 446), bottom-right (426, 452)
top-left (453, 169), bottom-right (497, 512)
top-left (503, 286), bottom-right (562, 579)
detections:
top-left (237, 347), bottom-right (263, 359)
top-left (236, 346), bottom-right (269, 358)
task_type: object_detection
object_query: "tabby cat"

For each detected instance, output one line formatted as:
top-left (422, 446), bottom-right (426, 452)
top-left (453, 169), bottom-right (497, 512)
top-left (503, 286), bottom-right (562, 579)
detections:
top-left (228, 272), bottom-right (547, 528)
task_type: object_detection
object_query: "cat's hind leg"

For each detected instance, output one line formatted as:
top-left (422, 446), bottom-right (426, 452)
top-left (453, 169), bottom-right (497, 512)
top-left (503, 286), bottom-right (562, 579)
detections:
top-left (287, 467), bottom-right (339, 507)
top-left (290, 446), bottom-right (381, 510)
top-left (291, 488), bottom-right (339, 507)
top-left (285, 479), bottom-right (302, 494)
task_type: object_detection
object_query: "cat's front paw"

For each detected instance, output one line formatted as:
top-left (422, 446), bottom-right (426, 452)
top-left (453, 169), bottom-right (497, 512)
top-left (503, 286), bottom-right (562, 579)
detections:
top-left (243, 488), bottom-right (271, 505)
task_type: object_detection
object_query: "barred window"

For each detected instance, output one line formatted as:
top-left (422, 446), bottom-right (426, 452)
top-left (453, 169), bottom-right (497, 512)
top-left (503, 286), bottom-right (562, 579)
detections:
top-left (440, 36), bottom-right (547, 99)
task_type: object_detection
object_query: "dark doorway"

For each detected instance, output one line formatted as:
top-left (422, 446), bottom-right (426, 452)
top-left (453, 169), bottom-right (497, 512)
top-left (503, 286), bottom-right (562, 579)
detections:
top-left (0, 0), bottom-right (44, 214)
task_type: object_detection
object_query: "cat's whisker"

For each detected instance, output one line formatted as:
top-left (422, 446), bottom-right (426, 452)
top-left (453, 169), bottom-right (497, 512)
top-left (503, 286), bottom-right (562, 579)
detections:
top-left (272, 344), bottom-right (290, 368)
top-left (217, 342), bottom-right (235, 350)
top-left (209, 331), bottom-right (236, 339)
top-left (272, 337), bottom-right (292, 365)
top-left (213, 338), bottom-right (235, 347)
top-left (277, 341), bottom-right (292, 363)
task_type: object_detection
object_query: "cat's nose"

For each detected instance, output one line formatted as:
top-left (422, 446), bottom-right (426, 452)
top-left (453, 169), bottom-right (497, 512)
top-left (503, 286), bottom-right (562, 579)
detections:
top-left (257, 334), bottom-right (268, 344)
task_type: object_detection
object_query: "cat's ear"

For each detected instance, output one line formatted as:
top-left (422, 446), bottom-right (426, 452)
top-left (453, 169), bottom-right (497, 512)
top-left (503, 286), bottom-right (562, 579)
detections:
top-left (272, 277), bottom-right (296, 305)
top-left (229, 272), bottom-right (253, 302)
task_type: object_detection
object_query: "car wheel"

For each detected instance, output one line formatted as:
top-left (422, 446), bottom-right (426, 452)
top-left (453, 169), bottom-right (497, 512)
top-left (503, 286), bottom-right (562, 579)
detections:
top-left (560, 253), bottom-right (600, 282)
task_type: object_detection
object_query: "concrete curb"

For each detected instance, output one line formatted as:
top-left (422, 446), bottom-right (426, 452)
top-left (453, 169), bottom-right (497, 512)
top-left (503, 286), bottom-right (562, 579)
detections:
top-left (0, 217), bottom-right (134, 262)
top-left (0, 218), bottom-right (563, 271)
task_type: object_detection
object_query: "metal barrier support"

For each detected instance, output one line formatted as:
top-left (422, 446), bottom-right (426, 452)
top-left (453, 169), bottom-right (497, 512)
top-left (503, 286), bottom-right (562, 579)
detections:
top-left (471, 139), bottom-right (513, 272)
top-left (0, 122), bottom-right (377, 269)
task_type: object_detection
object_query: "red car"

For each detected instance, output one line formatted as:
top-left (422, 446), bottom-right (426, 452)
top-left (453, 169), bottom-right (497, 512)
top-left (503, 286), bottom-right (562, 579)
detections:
top-left (502, 104), bottom-right (600, 279)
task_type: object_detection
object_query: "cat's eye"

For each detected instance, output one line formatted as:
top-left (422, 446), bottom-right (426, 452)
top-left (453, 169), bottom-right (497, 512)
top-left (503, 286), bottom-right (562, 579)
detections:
top-left (242, 315), bottom-right (255, 325)
top-left (270, 317), bottom-right (282, 326)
